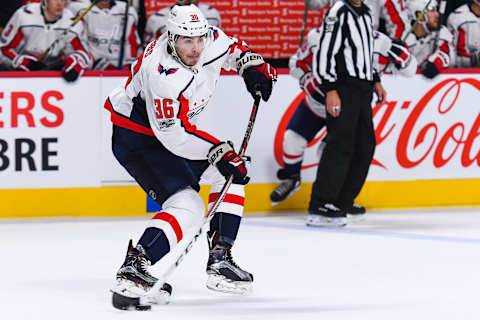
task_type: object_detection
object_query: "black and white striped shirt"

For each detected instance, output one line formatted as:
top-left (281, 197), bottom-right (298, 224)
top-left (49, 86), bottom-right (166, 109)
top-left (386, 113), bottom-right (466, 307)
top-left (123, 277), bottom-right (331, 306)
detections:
top-left (315, 0), bottom-right (377, 92)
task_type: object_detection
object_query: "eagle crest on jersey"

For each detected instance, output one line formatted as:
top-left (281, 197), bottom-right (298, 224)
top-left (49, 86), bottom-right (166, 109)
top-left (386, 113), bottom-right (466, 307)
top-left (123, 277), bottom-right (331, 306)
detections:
top-left (209, 26), bottom-right (219, 41)
top-left (158, 64), bottom-right (179, 75)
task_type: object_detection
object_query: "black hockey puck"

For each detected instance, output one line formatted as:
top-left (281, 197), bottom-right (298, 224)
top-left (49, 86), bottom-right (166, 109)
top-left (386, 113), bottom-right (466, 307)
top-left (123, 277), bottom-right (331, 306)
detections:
top-left (112, 292), bottom-right (151, 311)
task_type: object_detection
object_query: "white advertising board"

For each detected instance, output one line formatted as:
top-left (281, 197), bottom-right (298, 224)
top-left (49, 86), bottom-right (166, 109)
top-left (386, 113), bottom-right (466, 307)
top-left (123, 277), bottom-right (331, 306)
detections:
top-left (1, 72), bottom-right (479, 189)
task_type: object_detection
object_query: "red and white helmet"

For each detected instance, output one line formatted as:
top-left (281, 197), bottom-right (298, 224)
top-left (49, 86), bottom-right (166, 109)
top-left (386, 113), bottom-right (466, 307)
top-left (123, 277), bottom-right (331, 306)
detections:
top-left (167, 4), bottom-right (208, 38)
top-left (166, 4), bottom-right (209, 62)
top-left (407, 0), bottom-right (438, 32)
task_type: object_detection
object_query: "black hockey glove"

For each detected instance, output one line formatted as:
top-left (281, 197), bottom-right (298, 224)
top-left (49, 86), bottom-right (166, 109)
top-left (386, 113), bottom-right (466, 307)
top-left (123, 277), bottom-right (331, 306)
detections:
top-left (421, 61), bottom-right (440, 79)
top-left (62, 54), bottom-right (86, 82)
top-left (207, 141), bottom-right (250, 185)
top-left (13, 55), bottom-right (46, 71)
top-left (236, 51), bottom-right (277, 101)
top-left (242, 62), bottom-right (277, 101)
top-left (387, 39), bottom-right (411, 69)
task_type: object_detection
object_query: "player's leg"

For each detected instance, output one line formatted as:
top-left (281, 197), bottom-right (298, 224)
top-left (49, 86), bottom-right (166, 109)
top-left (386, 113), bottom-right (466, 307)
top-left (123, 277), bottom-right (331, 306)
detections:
top-left (110, 126), bottom-right (206, 309)
top-left (271, 98), bottom-right (326, 205)
top-left (200, 166), bottom-right (253, 294)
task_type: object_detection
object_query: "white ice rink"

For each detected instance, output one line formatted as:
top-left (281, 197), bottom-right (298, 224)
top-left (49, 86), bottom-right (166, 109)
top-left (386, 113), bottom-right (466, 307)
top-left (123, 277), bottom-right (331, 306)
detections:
top-left (1, 208), bottom-right (480, 320)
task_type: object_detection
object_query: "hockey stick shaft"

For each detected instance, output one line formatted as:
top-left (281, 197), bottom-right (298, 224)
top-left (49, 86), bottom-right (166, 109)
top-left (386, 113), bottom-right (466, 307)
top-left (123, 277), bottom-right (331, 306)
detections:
top-left (118, 0), bottom-right (130, 69)
top-left (159, 91), bottom-right (262, 282)
top-left (41, 0), bottom-right (98, 62)
top-left (381, 0), bottom-right (433, 73)
top-left (299, 0), bottom-right (311, 47)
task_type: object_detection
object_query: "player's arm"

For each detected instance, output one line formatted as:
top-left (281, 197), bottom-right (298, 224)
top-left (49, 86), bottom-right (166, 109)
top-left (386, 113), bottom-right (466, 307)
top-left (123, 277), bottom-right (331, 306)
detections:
top-left (421, 26), bottom-right (454, 79)
top-left (289, 28), bottom-right (324, 102)
top-left (124, 6), bottom-right (141, 67)
top-left (381, 0), bottom-right (411, 39)
top-left (0, 6), bottom-right (44, 71)
top-left (446, 14), bottom-right (473, 68)
top-left (373, 31), bottom-right (417, 77)
top-left (61, 22), bottom-right (93, 82)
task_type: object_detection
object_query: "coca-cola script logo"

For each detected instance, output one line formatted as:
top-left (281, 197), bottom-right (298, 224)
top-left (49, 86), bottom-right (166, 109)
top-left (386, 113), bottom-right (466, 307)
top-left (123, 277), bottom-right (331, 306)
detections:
top-left (274, 78), bottom-right (480, 171)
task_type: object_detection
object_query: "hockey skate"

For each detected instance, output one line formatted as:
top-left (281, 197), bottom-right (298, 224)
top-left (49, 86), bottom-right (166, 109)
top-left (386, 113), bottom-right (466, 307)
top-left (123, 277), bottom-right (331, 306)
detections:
top-left (206, 231), bottom-right (253, 294)
top-left (111, 240), bottom-right (172, 311)
top-left (307, 203), bottom-right (347, 227)
top-left (346, 203), bottom-right (366, 221)
top-left (270, 169), bottom-right (301, 206)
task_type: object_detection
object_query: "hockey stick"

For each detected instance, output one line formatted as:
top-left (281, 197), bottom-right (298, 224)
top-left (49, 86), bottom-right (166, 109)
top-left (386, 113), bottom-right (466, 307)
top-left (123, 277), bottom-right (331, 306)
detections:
top-left (155, 91), bottom-right (262, 287)
top-left (118, 0), bottom-right (131, 69)
top-left (41, 0), bottom-right (99, 62)
top-left (299, 0), bottom-right (311, 47)
top-left (380, 0), bottom-right (433, 74)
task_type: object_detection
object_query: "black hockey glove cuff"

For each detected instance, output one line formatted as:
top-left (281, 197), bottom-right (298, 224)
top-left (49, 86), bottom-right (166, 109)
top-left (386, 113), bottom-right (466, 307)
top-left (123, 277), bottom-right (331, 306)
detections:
top-left (207, 141), bottom-right (250, 185)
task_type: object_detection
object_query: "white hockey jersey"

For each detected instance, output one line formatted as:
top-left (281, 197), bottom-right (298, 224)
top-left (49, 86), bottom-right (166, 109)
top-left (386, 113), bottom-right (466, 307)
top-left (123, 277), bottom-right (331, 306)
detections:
top-left (364, 0), bottom-right (411, 39)
top-left (68, 0), bottom-right (141, 70)
top-left (404, 25), bottom-right (454, 66)
top-left (289, 27), bottom-right (417, 117)
top-left (144, 3), bottom-right (221, 46)
top-left (447, 4), bottom-right (480, 67)
top-left (106, 27), bottom-right (251, 160)
top-left (0, 2), bottom-right (91, 70)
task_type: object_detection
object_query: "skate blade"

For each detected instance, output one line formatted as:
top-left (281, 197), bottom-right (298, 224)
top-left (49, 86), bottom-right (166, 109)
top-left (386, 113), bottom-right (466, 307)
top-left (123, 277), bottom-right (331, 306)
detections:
top-left (270, 185), bottom-right (301, 207)
top-left (347, 213), bottom-right (366, 222)
top-left (206, 274), bottom-right (252, 295)
top-left (306, 215), bottom-right (347, 228)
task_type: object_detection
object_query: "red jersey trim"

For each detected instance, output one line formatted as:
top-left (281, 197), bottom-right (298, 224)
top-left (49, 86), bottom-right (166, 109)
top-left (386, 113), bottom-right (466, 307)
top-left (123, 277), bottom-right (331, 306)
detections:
top-left (152, 211), bottom-right (183, 242)
top-left (208, 193), bottom-right (245, 206)
top-left (178, 94), bottom-right (220, 145)
top-left (385, 0), bottom-right (405, 39)
top-left (2, 28), bottom-right (24, 60)
top-left (104, 97), bottom-right (155, 136)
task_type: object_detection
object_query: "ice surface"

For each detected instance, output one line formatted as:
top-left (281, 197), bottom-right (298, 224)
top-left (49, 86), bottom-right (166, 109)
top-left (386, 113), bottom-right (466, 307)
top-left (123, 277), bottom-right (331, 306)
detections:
top-left (1, 208), bottom-right (479, 320)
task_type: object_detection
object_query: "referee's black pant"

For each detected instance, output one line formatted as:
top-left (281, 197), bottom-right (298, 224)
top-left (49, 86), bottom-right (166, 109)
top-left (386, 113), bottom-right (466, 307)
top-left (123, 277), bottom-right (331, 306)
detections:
top-left (309, 79), bottom-right (375, 210)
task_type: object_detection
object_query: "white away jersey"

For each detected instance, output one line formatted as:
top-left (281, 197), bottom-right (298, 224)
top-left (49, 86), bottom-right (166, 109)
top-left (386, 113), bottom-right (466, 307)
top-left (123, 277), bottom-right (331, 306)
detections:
top-left (447, 4), bottom-right (480, 67)
top-left (106, 27), bottom-right (251, 160)
top-left (144, 3), bottom-right (221, 46)
top-left (69, 0), bottom-right (141, 69)
top-left (405, 25), bottom-right (454, 66)
top-left (364, 0), bottom-right (411, 39)
top-left (0, 2), bottom-right (91, 69)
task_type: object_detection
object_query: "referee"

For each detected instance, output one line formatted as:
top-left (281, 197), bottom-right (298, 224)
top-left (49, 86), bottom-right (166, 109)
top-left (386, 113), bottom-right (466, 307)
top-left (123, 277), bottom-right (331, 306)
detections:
top-left (307, 0), bottom-right (386, 227)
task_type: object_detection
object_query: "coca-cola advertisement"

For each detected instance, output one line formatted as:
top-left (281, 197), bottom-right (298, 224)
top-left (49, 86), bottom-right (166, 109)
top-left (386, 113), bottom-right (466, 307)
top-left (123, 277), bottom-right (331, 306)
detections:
top-left (273, 74), bottom-right (480, 182)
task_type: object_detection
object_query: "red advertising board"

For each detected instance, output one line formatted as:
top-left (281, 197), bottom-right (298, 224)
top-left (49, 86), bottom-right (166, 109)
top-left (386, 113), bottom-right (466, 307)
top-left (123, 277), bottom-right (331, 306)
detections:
top-left (146, 1), bottom-right (326, 58)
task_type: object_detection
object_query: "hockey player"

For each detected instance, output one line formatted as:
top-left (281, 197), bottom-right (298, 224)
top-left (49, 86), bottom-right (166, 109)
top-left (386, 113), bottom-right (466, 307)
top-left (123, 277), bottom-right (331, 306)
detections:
top-left (309, 0), bottom-right (411, 39)
top-left (69, 0), bottom-right (141, 70)
top-left (364, 0), bottom-right (412, 39)
top-left (270, 27), bottom-right (416, 223)
top-left (106, 4), bottom-right (277, 310)
top-left (406, 0), bottom-right (455, 78)
top-left (144, 0), bottom-right (221, 46)
top-left (0, 0), bottom-right (92, 81)
top-left (447, 0), bottom-right (480, 67)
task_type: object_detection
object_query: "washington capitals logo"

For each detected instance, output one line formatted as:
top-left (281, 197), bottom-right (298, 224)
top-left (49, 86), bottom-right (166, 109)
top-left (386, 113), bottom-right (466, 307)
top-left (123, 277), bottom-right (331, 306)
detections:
top-left (158, 64), bottom-right (178, 75)
top-left (209, 27), bottom-right (219, 41)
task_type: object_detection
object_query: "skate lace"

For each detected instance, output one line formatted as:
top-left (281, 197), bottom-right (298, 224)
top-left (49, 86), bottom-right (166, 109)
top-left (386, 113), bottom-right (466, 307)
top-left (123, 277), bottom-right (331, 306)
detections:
top-left (226, 249), bottom-right (241, 270)
top-left (275, 179), bottom-right (295, 195)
